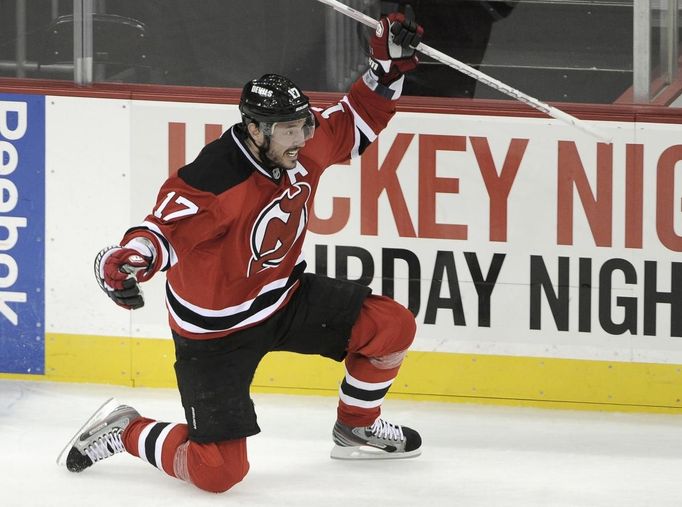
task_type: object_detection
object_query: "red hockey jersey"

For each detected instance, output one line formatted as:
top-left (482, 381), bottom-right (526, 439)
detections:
top-left (122, 77), bottom-right (397, 339)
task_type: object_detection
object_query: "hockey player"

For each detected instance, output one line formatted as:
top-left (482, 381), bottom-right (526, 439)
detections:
top-left (59, 12), bottom-right (424, 493)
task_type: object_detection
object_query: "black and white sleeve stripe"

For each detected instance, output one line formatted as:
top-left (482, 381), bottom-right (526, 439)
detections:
top-left (340, 96), bottom-right (378, 158)
top-left (132, 221), bottom-right (177, 271)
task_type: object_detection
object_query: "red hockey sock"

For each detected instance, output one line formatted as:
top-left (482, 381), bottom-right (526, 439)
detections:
top-left (337, 294), bottom-right (416, 428)
top-left (123, 417), bottom-right (188, 476)
top-left (123, 418), bottom-right (249, 493)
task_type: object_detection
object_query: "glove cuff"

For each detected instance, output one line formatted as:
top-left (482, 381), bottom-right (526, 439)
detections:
top-left (94, 245), bottom-right (121, 292)
top-left (364, 64), bottom-right (405, 100)
top-left (124, 237), bottom-right (155, 261)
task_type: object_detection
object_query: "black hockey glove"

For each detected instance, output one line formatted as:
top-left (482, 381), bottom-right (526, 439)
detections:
top-left (94, 245), bottom-right (153, 310)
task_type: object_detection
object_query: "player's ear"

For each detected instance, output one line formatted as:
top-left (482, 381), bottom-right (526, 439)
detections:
top-left (246, 122), bottom-right (264, 144)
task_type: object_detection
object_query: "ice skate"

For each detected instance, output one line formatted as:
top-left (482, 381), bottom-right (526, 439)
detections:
top-left (56, 397), bottom-right (140, 472)
top-left (331, 417), bottom-right (422, 460)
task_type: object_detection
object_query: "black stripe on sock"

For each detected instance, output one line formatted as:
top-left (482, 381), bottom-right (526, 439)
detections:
top-left (340, 378), bottom-right (391, 402)
top-left (144, 422), bottom-right (170, 468)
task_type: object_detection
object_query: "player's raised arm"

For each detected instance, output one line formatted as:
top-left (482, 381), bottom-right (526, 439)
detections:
top-left (310, 12), bottom-right (424, 167)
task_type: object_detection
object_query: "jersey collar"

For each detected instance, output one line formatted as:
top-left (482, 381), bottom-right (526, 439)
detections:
top-left (230, 125), bottom-right (284, 183)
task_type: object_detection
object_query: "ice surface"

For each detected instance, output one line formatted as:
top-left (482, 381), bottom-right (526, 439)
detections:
top-left (2, 379), bottom-right (682, 507)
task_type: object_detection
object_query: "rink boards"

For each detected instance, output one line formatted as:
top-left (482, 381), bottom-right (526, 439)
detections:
top-left (1, 90), bottom-right (682, 412)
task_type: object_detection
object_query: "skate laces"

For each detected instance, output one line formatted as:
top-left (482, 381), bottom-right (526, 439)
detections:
top-left (83, 429), bottom-right (125, 463)
top-left (369, 418), bottom-right (405, 442)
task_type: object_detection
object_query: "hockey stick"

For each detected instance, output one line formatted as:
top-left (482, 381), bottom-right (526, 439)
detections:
top-left (315, 0), bottom-right (612, 143)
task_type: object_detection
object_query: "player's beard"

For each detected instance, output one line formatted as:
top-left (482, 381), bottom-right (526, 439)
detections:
top-left (261, 137), bottom-right (301, 172)
top-left (245, 127), bottom-right (300, 175)
top-left (250, 136), bottom-right (291, 173)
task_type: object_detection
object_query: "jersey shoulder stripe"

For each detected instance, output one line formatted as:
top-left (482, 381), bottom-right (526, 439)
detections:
top-left (177, 126), bottom-right (254, 195)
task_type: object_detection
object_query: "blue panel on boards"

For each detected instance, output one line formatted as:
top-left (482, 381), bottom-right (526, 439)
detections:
top-left (0, 93), bottom-right (46, 374)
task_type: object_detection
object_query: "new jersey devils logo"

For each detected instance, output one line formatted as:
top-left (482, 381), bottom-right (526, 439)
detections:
top-left (248, 183), bottom-right (311, 276)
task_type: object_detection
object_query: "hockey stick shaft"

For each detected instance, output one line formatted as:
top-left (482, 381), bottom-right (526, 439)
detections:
top-left (315, 0), bottom-right (612, 142)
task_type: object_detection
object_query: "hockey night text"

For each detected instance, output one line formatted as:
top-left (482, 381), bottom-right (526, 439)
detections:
top-left (306, 134), bottom-right (682, 337)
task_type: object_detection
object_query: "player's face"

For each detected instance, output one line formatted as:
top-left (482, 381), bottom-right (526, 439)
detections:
top-left (264, 116), bottom-right (314, 169)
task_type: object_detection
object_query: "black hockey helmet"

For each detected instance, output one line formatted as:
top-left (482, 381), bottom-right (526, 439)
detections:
top-left (239, 74), bottom-right (311, 125)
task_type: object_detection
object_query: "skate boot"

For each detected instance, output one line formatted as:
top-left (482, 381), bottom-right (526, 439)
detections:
top-left (56, 398), bottom-right (140, 472)
top-left (331, 417), bottom-right (422, 460)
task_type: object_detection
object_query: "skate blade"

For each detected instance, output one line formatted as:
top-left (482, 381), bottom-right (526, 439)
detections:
top-left (330, 444), bottom-right (422, 460)
top-left (56, 397), bottom-right (120, 466)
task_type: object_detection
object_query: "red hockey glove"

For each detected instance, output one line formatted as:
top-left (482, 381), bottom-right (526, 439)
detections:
top-left (369, 12), bottom-right (424, 85)
top-left (94, 245), bottom-right (154, 310)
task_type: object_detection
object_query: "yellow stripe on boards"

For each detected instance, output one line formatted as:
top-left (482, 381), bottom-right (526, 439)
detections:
top-left (0, 333), bottom-right (681, 414)
top-left (45, 333), bottom-right (133, 385)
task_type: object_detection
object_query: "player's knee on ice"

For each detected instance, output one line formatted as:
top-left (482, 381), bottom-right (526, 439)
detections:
top-left (185, 440), bottom-right (249, 493)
